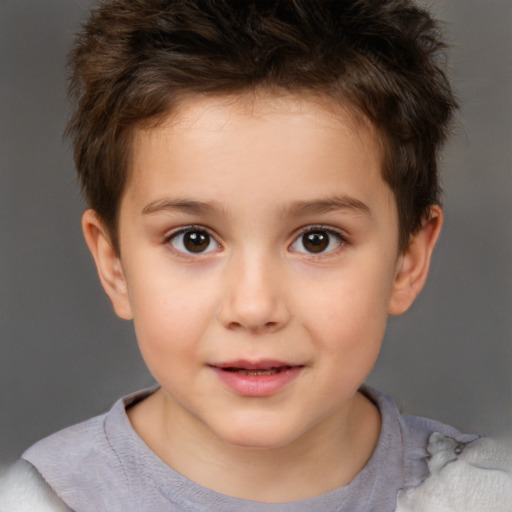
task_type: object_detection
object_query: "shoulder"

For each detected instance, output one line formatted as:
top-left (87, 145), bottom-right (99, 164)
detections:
top-left (363, 386), bottom-right (478, 485)
top-left (363, 387), bottom-right (512, 512)
top-left (22, 410), bottom-right (109, 467)
top-left (20, 388), bottom-right (157, 511)
top-left (20, 409), bottom-right (117, 511)
top-left (370, 386), bottom-right (478, 445)
top-left (397, 410), bottom-right (479, 481)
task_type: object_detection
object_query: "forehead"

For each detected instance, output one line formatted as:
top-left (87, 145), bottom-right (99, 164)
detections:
top-left (130, 90), bottom-right (382, 177)
top-left (149, 90), bottom-right (376, 146)
top-left (125, 91), bottom-right (393, 222)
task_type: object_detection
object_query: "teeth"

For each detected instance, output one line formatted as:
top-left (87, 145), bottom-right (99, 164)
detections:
top-left (239, 369), bottom-right (278, 376)
top-left (225, 367), bottom-right (288, 375)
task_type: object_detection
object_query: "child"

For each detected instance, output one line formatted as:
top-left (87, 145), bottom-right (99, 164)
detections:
top-left (1, 1), bottom-right (510, 511)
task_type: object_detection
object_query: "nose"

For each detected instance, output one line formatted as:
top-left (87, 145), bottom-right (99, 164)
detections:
top-left (218, 251), bottom-right (290, 333)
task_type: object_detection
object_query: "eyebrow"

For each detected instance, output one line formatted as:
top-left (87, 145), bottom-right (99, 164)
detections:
top-left (142, 199), bottom-right (222, 216)
top-left (280, 196), bottom-right (371, 218)
top-left (141, 195), bottom-right (370, 218)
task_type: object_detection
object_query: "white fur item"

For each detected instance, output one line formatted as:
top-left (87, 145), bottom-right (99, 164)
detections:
top-left (395, 432), bottom-right (512, 512)
top-left (0, 461), bottom-right (70, 512)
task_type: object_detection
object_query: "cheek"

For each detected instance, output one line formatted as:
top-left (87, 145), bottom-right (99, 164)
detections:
top-left (132, 299), bottom-right (209, 394)
top-left (300, 261), bottom-right (395, 360)
top-left (310, 287), bottom-right (387, 398)
top-left (127, 274), bottom-right (218, 370)
top-left (311, 273), bottom-right (393, 328)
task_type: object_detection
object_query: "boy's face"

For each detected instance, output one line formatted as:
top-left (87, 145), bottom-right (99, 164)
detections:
top-left (86, 93), bottom-right (438, 449)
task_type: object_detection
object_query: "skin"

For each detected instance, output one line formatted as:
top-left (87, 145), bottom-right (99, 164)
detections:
top-left (83, 92), bottom-right (442, 502)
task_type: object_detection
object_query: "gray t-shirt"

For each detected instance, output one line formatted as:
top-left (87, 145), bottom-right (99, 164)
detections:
top-left (22, 387), bottom-right (476, 512)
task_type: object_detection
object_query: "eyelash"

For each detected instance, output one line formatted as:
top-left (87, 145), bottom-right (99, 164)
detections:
top-left (164, 225), bottom-right (221, 256)
top-left (289, 225), bottom-right (347, 256)
top-left (163, 224), bottom-right (347, 257)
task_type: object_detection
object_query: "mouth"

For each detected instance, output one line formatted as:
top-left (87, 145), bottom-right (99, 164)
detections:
top-left (221, 366), bottom-right (297, 376)
top-left (209, 360), bottom-right (304, 396)
top-left (211, 360), bottom-right (302, 373)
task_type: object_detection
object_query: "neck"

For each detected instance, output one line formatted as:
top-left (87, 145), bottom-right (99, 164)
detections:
top-left (128, 390), bottom-right (381, 502)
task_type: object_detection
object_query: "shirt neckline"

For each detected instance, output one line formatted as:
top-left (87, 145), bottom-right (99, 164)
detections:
top-left (103, 385), bottom-right (407, 512)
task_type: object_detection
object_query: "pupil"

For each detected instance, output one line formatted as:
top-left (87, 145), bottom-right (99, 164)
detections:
top-left (303, 232), bottom-right (329, 253)
top-left (184, 231), bottom-right (209, 252)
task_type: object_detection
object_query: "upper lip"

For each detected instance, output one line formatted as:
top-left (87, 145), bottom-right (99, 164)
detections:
top-left (210, 359), bottom-right (302, 370)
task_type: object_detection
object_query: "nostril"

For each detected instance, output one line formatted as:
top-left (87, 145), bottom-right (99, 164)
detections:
top-left (227, 321), bottom-right (244, 331)
top-left (227, 320), bottom-right (280, 332)
top-left (257, 321), bottom-right (281, 333)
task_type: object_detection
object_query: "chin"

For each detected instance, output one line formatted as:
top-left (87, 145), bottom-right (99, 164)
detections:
top-left (212, 416), bottom-right (304, 451)
top-left (204, 398), bottom-right (343, 452)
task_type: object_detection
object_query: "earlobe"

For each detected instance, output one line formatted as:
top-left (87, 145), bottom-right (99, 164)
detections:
top-left (81, 209), bottom-right (133, 320)
top-left (388, 206), bottom-right (443, 315)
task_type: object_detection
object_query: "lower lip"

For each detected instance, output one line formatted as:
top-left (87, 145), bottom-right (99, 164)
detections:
top-left (211, 366), bottom-right (303, 397)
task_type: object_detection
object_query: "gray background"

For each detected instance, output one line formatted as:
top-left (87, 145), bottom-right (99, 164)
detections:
top-left (1, 0), bottom-right (510, 464)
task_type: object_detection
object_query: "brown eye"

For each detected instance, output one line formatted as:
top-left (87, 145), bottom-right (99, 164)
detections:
top-left (290, 228), bottom-right (343, 254)
top-left (302, 232), bottom-right (329, 253)
top-left (183, 231), bottom-right (210, 252)
top-left (170, 229), bottom-right (219, 254)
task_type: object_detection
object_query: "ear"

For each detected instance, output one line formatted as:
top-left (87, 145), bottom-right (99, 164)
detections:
top-left (82, 209), bottom-right (133, 320)
top-left (388, 206), bottom-right (443, 315)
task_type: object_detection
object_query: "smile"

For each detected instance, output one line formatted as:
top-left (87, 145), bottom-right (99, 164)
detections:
top-left (210, 360), bottom-right (304, 397)
top-left (223, 366), bottom-right (294, 376)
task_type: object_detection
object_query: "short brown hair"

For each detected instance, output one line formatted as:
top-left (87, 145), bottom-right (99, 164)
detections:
top-left (68, 0), bottom-right (456, 251)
